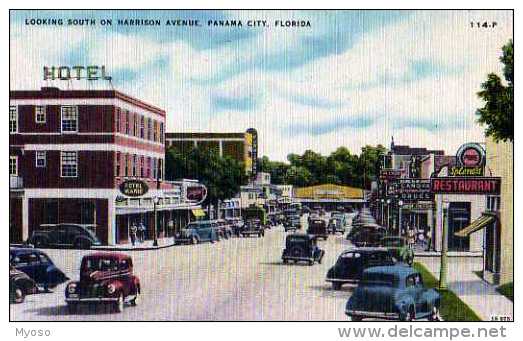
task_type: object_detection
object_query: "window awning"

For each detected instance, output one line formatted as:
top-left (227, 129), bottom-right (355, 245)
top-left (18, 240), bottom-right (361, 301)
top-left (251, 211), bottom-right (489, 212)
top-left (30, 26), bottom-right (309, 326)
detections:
top-left (191, 208), bottom-right (206, 217)
top-left (454, 214), bottom-right (496, 237)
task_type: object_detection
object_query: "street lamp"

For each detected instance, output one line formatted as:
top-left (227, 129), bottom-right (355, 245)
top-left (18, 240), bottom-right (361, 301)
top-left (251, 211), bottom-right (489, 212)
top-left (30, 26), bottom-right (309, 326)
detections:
top-left (386, 199), bottom-right (391, 229)
top-left (439, 200), bottom-right (450, 290)
top-left (380, 199), bottom-right (385, 225)
top-left (153, 196), bottom-right (159, 247)
top-left (398, 200), bottom-right (404, 237)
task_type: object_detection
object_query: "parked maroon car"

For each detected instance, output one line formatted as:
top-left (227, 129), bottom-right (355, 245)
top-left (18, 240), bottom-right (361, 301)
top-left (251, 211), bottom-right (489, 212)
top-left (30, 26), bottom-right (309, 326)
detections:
top-left (65, 253), bottom-right (140, 313)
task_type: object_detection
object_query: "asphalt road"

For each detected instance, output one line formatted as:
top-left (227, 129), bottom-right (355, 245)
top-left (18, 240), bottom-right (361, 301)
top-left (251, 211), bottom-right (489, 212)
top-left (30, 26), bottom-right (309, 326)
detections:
top-left (11, 216), bottom-right (357, 321)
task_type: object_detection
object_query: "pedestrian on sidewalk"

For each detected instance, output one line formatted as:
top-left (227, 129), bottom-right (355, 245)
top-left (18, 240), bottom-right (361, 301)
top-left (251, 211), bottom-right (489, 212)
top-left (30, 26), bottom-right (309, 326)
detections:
top-left (138, 222), bottom-right (146, 243)
top-left (130, 223), bottom-right (138, 247)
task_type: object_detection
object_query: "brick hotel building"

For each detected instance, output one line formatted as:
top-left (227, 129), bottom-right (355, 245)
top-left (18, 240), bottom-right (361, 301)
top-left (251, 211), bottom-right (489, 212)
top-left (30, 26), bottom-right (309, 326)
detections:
top-left (9, 87), bottom-right (199, 245)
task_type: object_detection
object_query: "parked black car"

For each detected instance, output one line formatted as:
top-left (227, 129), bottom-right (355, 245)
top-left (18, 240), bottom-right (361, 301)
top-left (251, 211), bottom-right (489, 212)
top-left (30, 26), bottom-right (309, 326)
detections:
top-left (282, 233), bottom-right (325, 265)
top-left (28, 223), bottom-right (101, 249)
top-left (10, 248), bottom-right (68, 292)
top-left (240, 219), bottom-right (265, 237)
top-left (325, 247), bottom-right (396, 289)
top-left (10, 265), bottom-right (38, 303)
top-left (348, 226), bottom-right (386, 247)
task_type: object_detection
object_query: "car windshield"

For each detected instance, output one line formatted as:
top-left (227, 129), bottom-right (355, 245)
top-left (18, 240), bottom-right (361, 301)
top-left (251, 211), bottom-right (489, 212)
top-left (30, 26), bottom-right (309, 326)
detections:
top-left (82, 258), bottom-right (119, 272)
top-left (361, 273), bottom-right (396, 286)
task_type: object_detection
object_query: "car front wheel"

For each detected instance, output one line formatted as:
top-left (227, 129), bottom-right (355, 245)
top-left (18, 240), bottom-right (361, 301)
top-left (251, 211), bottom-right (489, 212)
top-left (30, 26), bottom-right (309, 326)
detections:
top-left (13, 287), bottom-right (25, 303)
top-left (428, 306), bottom-right (441, 321)
top-left (130, 294), bottom-right (139, 306)
top-left (114, 293), bottom-right (124, 313)
top-left (349, 315), bottom-right (363, 322)
top-left (400, 306), bottom-right (414, 321)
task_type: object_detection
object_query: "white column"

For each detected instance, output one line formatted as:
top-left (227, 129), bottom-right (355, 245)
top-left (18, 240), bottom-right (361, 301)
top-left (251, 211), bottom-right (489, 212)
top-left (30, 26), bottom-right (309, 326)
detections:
top-left (107, 197), bottom-right (116, 245)
top-left (219, 140), bottom-right (223, 157)
top-left (22, 197), bottom-right (29, 242)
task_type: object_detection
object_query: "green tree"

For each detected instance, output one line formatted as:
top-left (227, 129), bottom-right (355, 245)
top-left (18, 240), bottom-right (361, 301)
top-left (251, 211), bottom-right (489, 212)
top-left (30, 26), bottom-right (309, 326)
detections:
top-left (284, 166), bottom-right (312, 187)
top-left (476, 39), bottom-right (513, 142)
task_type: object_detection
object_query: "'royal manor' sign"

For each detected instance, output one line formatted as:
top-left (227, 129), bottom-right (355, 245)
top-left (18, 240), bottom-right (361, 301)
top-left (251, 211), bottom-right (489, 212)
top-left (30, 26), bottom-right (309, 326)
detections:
top-left (119, 180), bottom-right (149, 197)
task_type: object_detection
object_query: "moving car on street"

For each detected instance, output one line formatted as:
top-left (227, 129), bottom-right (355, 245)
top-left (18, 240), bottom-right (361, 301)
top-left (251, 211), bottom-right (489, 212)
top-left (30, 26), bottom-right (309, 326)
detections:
top-left (240, 219), bottom-right (265, 238)
top-left (282, 233), bottom-right (325, 265)
top-left (327, 217), bottom-right (345, 234)
top-left (174, 221), bottom-right (220, 244)
top-left (28, 223), bottom-right (101, 249)
top-left (345, 265), bottom-right (441, 321)
top-left (10, 248), bottom-right (68, 292)
top-left (307, 218), bottom-right (329, 240)
top-left (283, 214), bottom-right (301, 232)
top-left (10, 265), bottom-right (38, 304)
top-left (65, 253), bottom-right (141, 313)
top-left (380, 236), bottom-right (414, 266)
top-left (325, 247), bottom-right (395, 289)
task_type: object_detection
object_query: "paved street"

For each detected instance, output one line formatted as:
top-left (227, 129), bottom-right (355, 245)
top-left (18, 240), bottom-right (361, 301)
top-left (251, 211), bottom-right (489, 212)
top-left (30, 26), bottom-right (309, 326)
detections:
top-left (11, 217), bottom-right (357, 321)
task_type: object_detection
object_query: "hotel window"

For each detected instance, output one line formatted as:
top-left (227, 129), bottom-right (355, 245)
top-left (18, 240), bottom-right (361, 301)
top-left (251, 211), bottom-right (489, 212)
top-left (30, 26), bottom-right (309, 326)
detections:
top-left (35, 151), bottom-right (46, 168)
top-left (147, 119), bottom-right (152, 141)
top-left (9, 156), bottom-right (17, 176)
top-left (61, 151), bottom-right (78, 177)
top-left (140, 156), bottom-right (145, 177)
top-left (153, 121), bottom-right (158, 142)
top-left (152, 158), bottom-right (157, 179)
top-left (124, 154), bottom-right (129, 177)
top-left (147, 157), bottom-right (151, 178)
top-left (140, 116), bottom-right (145, 139)
top-left (134, 114), bottom-right (139, 137)
top-left (116, 152), bottom-right (121, 176)
top-left (132, 154), bottom-right (137, 177)
top-left (115, 109), bottom-right (120, 133)
top-left (35, 106), bottom-right (46, 123)
top-left (61, 106), bottom-right (78, 133)
top-left (9, 106), bottom-right (17, 133)
top-left (160, 122), bottom-right (164, 143)
top-left (158, 159), bottom-right (163, 180)
top-left (125, 111), bottom-right (130, 135)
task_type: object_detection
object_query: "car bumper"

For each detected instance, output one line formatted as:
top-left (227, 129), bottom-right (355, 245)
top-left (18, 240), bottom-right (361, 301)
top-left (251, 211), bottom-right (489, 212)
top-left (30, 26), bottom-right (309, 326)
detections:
top-left (66, 296), bottom-right (119, 303)
top-left (325, 277), bottom-right (358, 284)
top-left (345, 309), bottom-right (399, 320)
top-left (282, 256), bottom-right (313, 261)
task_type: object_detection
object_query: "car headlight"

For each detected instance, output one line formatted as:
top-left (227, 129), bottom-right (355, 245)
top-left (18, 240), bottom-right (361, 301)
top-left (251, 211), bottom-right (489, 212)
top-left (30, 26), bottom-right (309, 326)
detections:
top-left (68, 283), bottom-right (77, 294)
top-left (107, 284), bottom-right (116, 294)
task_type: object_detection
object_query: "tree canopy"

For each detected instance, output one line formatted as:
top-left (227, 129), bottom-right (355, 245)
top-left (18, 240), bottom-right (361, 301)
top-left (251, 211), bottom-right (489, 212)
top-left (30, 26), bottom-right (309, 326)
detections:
top-left (259, 145), bottom-right (386, 189)
top-left (476, 39), bottom-right (513, 142)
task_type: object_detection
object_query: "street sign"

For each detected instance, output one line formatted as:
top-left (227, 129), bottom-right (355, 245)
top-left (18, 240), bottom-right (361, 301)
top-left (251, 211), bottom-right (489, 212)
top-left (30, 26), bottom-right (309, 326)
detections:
top-left (186, 185), bottom-right (208, 203)
top-left (380, 169), bottom-right (403, 180)
top-left (430, 177), bottom-right (501, 194)
top-left (456, 143), bottom-right (486, 167)
top-left (119, 179), bottom-right (149, 197)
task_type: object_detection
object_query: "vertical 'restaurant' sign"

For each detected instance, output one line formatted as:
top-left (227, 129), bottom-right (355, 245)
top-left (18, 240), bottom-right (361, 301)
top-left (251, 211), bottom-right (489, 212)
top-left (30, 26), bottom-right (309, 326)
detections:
top-left (247, 128), bottom-right (258, 177)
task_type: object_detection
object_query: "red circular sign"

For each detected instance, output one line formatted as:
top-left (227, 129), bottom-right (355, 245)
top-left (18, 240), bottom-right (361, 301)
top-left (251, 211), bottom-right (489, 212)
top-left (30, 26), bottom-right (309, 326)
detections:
top-left (462, 148), bottom-right (481, 166)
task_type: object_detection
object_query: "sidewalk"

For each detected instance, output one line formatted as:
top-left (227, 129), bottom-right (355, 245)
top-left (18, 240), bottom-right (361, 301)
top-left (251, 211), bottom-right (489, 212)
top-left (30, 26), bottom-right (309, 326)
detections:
top-left (92, 237), bottom-right (176, 251)
top-left (417, 256), bottom-right (513, 321)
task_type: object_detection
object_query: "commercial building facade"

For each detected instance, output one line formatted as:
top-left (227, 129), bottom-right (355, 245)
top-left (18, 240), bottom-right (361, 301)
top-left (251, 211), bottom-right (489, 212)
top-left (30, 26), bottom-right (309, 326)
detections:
top-left (165, 130), bottom-right (256, 175)
top-left (293, 183), bottom-right (365, 210)
top-left (9, 87), bottom-right (202, 245)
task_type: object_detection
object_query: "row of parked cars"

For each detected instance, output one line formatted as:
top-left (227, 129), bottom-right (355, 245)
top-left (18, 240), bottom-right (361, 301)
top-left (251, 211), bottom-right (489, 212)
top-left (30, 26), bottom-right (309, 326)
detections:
top-left (173, 218), bottom-right (266, 245)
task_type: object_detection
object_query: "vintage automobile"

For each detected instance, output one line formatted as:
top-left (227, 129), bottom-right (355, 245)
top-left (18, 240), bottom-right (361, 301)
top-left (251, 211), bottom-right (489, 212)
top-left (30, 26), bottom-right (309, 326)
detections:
top-left (240, 219), bottom-right (265, 237)
top-left (380, 236), bottom-right (415, 266)
top-left (215, 219), bottom-right (234, 239)
top-left (10, 248), bottom-right (68, 292)
top-left (325, 247), bottom-right (395, 289)
top-left (28, 223), bottom-right (101, 249)
top-left (283, 214), bottom-right (301, 232)
top-left (345, 265), bottom-right (441, 321)
top-left (10, 265), bottom-right (38, 304)
top-left (173, 221), bottom-right (220, 244)
top-left (327, 217), bottom-right (345, 234)
top-left (307, 218), bottom-right (329, 240)
top-left (226, 217), bottom-right (244, 237)
top-left (282, 233), bottom-right (325, 265)
top-left (65, 253), bottom-right (141, 313)
top-left (348, 226), bottom-right (386, 247)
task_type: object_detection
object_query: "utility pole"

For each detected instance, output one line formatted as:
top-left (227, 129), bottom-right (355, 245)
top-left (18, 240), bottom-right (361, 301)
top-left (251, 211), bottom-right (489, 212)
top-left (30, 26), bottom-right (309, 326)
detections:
top-left (439, 201), bottom-right (450, 290)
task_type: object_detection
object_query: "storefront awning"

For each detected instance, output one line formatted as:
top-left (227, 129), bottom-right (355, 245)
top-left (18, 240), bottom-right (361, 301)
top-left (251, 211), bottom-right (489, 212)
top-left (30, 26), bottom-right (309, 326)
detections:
top-left (455, 214), bottom-right (496, 237)
top-left (192, 208), bottom-right (206, 217)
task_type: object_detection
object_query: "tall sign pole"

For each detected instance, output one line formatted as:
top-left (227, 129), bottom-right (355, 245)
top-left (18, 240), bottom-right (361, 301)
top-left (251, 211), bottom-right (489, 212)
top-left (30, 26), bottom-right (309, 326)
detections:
top-left (439, 201), bottom-right (450, 290)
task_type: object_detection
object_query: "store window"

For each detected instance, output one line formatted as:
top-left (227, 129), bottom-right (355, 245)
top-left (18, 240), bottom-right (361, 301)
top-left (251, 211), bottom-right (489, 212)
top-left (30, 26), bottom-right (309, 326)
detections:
top-left (61, 106), bottom-right (78, 133)
top-left (9, 156), bottom-right (17, 176)
top-left (36, 151), bottom-right (46, 168)
top-left (35, 106), bottom-right (46, 123)
top-left (9, 106), bottom-right (18, 133)
top-left (61, 151), bottom-right (78, 177)
top-left (80, 201), bottom-right (96, 225)
top-left (42, 200), bottom-right (58, 224)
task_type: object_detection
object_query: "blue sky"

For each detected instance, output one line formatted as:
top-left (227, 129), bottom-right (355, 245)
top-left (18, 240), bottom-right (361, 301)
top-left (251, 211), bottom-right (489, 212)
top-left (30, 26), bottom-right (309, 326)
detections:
top-left (10, 10), bottom-right (513, 160)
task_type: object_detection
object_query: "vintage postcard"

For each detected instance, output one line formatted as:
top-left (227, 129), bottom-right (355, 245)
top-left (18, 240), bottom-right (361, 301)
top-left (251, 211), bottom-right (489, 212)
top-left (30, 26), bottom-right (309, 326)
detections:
top-left (8, 9), bottom-right (513, 327)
